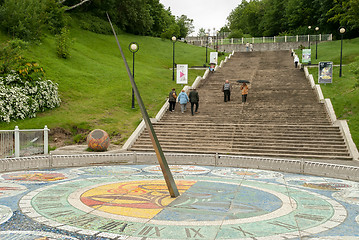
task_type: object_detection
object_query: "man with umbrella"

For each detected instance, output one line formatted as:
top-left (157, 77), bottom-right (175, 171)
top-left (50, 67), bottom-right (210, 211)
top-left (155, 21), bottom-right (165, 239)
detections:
top-left (237, 80), bottom-right (250, 104)
top-left (240, 82), bottom-right (249, 103)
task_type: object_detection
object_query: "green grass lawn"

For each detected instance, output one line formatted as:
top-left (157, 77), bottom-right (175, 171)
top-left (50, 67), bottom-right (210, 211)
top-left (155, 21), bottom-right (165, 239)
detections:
top-left (296, 38), bottom-right (359, 148)
top-left (0, 26), bottom-right (226, 145)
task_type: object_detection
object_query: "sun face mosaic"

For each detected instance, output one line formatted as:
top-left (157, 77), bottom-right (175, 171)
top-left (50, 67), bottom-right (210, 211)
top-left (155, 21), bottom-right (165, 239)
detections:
top-left (0, 165), bottom-right (358, 239)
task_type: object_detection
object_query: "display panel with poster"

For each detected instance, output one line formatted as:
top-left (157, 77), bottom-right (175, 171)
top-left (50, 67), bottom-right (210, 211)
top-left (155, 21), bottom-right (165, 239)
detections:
top-left (176, 64), bottom-right (188, 84)
top-left (302, 49), bottom-right (311, 64)
top-left (318, 62), bottom-right (333, 84)
top-left (210, 52), bottom-right (218, 65)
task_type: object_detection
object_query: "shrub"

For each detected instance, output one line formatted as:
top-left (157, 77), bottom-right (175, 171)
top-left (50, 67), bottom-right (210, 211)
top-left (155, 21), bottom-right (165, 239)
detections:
top-left (0, 0), bottom-right (47, 40)
top-left (75, 13), bottom-right (120, 35)
top-left (0, 39), bottom-right (28, 74)
top-left (228, 29), bottom-right (244, 38)
top-left (56, 27), bottom-right (71, 59)
top-left (0, 0), bottom-right (66, 40)
top-left (0, 72), bottom-right (61, 122)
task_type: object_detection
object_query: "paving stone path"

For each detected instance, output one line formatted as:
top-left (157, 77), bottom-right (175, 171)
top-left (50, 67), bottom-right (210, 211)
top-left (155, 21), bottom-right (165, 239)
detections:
top-left (131, 51), bottom-right (352, 161)
top-left (1, 164), bottom-right (359, 239)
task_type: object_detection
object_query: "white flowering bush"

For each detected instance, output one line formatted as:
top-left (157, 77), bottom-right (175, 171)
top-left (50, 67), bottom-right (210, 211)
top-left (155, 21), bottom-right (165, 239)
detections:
top-left (0, 72), bottom-right (61, 122)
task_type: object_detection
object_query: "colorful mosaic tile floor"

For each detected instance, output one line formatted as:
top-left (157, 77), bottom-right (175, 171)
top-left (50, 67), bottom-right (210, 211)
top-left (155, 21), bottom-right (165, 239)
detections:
top-left (0, 164), bottom-right (359, 239)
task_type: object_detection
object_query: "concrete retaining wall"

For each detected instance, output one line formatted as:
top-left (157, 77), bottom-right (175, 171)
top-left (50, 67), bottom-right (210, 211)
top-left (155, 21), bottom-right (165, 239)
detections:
top-left (1, 153), bottom-right (359, 182)
top-left (219, 42), bottom-right (308, 52)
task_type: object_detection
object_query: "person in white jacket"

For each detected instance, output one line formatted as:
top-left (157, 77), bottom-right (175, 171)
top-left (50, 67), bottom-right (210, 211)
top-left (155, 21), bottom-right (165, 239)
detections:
top-left (294, 55), bottom-right (299, 68)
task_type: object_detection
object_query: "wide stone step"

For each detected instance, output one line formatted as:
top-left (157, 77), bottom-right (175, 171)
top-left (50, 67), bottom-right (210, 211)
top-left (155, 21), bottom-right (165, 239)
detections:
top-left (136, 135), bottom-right (345, 145)
top-left (142, 129), bottom-right (342, 138)
top-left (129, 51), bottom-right (353, 161)
top-left (129, 147), bottom-right (352, 161)
top-left (137, 134), bottom-right (344, 145)
top-left (131, 142), bottom-right (348, 154)
top-left (134, 138), bottom-right (347, 149)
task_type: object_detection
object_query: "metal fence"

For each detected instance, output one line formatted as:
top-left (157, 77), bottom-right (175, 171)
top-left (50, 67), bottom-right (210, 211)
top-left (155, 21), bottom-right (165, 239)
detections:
top-left (186, 34), bottom-right (332, 47)
top-left (0, 126), bottom-right (49, 158)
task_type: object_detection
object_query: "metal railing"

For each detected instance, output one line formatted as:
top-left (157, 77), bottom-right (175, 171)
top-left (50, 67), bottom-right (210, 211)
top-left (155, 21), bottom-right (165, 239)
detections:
top-left (186, 34), bottom-right (333, 47)
top-left (0, 126), bottom-right (49, 158)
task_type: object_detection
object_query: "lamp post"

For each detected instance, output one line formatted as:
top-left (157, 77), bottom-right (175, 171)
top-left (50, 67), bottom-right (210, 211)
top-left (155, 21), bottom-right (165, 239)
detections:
top-left (129, 42), bottom-right (139, 109)
top-left (205, 33), bottom-right (209, 63)
top-left (339, 27), bottom-right (346, 77)
top-left (315, 27), bottom-right (319, 59)
top-left (308, 26), bottom-right (311, 48)
top-left (172, 36), bottom-right (176, 81)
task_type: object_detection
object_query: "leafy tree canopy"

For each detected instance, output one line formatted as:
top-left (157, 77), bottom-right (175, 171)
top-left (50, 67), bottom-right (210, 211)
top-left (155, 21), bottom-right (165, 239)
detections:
top-left (0, 0), bottom-right (194, 40)
top-left (227, 0), bottom-right (359, 38)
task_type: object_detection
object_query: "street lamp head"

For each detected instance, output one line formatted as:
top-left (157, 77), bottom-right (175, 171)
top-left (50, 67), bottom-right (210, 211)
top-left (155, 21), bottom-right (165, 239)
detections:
top-left (339, 27), bottom-right (346, 34)
top-left (308, 26), bottom-right (311, 29)
top-left (171, 36), bottom-right (176, 42)
top-left (129, 42), bottom-right (139, 53)
top-left (315, 27), bottom-right (319, 31)
top-left (130, 44), bottom-right (137, 51)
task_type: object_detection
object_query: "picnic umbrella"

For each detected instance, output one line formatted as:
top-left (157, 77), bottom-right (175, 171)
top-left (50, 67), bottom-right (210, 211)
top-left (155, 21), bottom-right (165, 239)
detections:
top-left (236, 80), bottom-right (250, 83)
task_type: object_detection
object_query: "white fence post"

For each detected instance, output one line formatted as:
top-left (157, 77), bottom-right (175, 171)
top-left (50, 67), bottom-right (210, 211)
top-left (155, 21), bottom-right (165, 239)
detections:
top-left (231, 38), bottom-right (234, 44)
top-left (14, 126), bottom-right (20, 158)
top-left (274, 36), bottom-right (276, 43)
top-left (44, 125), bottom-right (49, 154)
top-left (241, 37), bottom-right (243, 44)
top-left (296, 35), bottom-right (298, 42)
top-left (285, 36), bottom-right (287, 42)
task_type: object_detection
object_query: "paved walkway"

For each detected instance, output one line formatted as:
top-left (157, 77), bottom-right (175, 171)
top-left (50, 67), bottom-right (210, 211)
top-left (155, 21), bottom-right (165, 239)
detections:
top-left (1, 163), bottom-right (359, 239)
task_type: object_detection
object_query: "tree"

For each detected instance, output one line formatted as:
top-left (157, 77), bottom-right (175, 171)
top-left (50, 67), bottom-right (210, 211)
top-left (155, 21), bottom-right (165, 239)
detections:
top-left (0, 0), bottom-right (48, 40)
top-left (260, 0), bottom-right (286, 36)
top-left (227, 0), bottom-right (264, 36)
top-left (197, 28), bottom-right (206, 37)
top-left (328, 0), bottom-right (359, 34)
top-left (176, 15), bottom-right (194, 38)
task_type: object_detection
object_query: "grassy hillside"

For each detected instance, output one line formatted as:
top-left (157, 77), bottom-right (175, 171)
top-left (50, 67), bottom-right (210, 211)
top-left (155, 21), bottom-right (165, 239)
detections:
top-left (296, 38), bottom-right (359, 148)
top-left (0, 25), bottom-right (224, 146)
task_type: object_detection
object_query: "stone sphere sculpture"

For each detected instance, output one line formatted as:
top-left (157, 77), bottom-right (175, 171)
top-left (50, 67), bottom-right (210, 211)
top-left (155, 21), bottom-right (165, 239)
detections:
top-left (87, 129), bottom-right (110, 151)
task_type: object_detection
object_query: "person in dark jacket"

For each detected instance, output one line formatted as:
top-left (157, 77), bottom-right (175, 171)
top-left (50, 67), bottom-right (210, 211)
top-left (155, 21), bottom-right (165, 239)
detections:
top-left (222, 80), bottom-right (232, 102)
top-left (188, 88), bottom-right (199, 116)
top-left (168, 88), bottom-right (177, 112)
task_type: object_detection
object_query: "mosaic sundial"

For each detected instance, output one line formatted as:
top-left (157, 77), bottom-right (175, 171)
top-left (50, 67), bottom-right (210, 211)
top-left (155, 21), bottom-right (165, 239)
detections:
top-left (13, 165), bottom-right (350, 240)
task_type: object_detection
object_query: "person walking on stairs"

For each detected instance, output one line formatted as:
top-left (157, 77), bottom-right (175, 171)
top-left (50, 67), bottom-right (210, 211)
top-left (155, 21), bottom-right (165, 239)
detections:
top-left (294, 55), bottom-right (299, 68)
top-left (189, 88), bottom-right (199, 116)
top-left (168, 88), bottom-right (177, 112)
top-left (240, 82), bottom-right (249, 104)
top-left (177, 89), bottom-right (189, 113)
top-left (222, 80), bottom-right (232, 102)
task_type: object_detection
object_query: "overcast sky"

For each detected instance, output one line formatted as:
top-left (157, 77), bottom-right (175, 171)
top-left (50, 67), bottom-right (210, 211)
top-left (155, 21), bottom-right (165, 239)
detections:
top-left (159, 0), bottom-right (241, 36)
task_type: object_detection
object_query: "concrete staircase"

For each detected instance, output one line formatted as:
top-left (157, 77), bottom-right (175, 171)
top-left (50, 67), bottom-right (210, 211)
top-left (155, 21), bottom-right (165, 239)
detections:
top-left (130, 51), bottom-right (352, 161)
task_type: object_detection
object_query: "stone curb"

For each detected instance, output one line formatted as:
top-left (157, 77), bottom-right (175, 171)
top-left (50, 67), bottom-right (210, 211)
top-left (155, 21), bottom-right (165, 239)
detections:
top-left (301, 66), bottom-right (359, 162)
top-left (1, 152), bottom-right (359, 182)
top-left (335, 120), bottom-right (359, 161)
